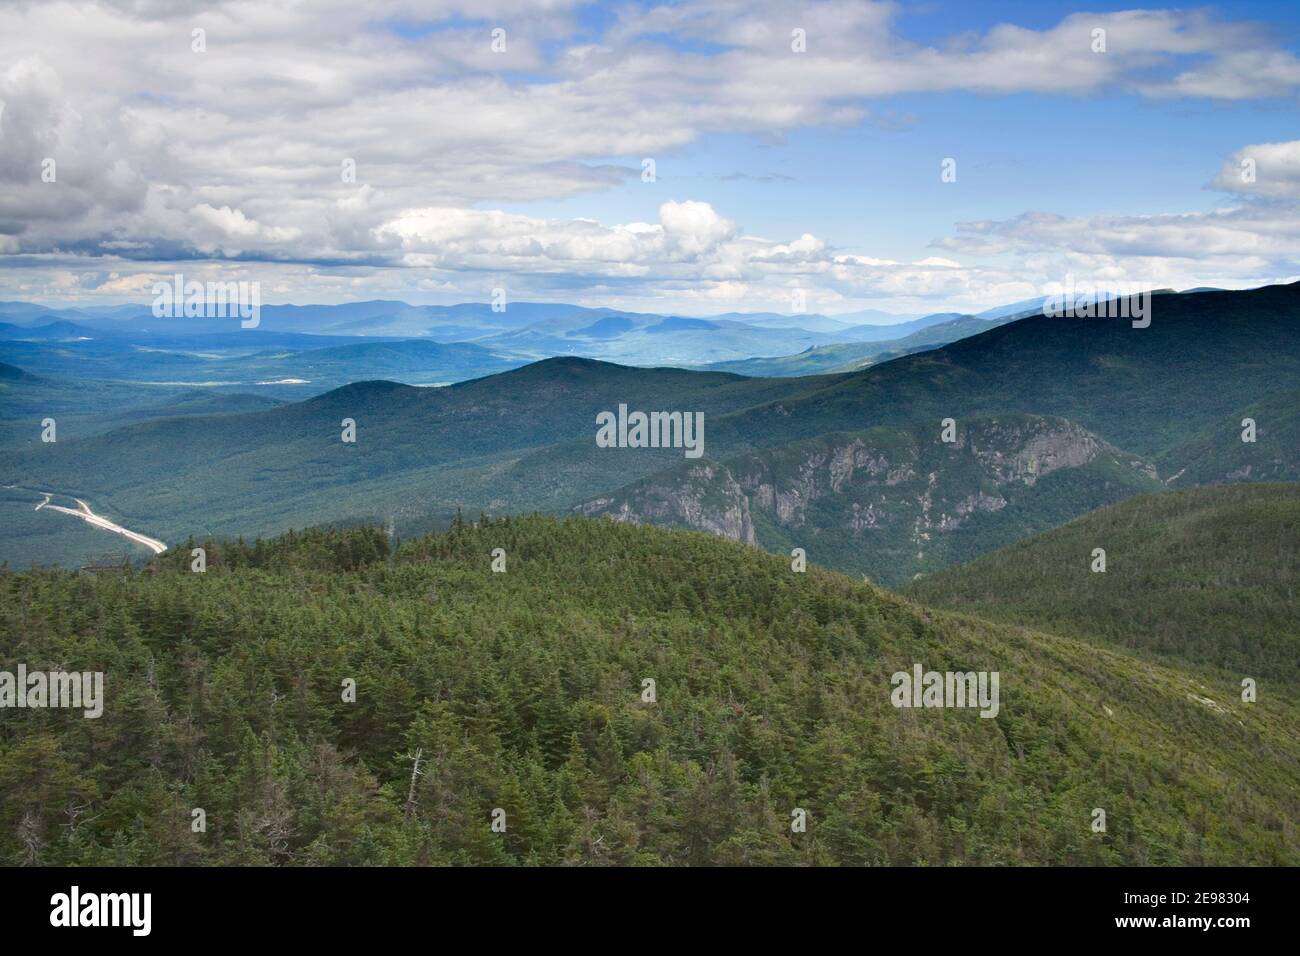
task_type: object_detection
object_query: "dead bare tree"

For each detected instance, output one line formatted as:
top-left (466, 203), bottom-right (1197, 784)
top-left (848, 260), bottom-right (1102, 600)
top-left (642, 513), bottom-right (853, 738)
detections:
top-left (403, 748), bottom-right (425, 819)
top-left (63, 801), bottom-right (101, 835)
top-left (17, 811), bottom-right (43, 866)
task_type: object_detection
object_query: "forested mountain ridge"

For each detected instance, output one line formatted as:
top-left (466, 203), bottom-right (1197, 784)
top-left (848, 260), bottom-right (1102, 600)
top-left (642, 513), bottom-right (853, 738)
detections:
top-left (1, 516), bottom-right (1296, 865)
top-left (0, 359), bottom-right (823, 555)
top-left (704, 283), bottom-right (1300, 458)
top-left (2, 283), bottom-right (1297, 573)
top-left (906, 483), bottom-right (1300, 680)
top-left (573, 285), bottom-right (1300, 577)
top-left (1160, 388), bottom-right (1300, 487)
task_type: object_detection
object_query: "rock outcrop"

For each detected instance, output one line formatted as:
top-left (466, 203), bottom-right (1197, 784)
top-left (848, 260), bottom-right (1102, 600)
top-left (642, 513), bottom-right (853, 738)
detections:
top-left (575, 415), bottom-right (1161, 584)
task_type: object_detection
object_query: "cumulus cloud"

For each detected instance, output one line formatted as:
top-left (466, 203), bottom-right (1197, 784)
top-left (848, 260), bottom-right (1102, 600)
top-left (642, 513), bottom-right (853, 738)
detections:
top-left (659, 201), bottom-right (736, 257)
top-left (0, 1), bottom-right (1298, 311)
top-left (1214, 140), bottom-right (1300, 200)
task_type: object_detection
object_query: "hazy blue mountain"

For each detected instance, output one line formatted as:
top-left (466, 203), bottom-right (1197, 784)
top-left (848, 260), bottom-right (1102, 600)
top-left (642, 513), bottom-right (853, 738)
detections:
top-left (476, 315), bottom-right (839, 364)
top-left (0, 293), bottom-right (1071, 378)
top-left (834, 311), bottom-right (970, 341)
top-left (3, 282), bottom-right (1295, 572)
top-left (705, 310), bottom-right (858, 332)
top-left (0, 301), bottom-right (62, 321)
top-left (824, 307), bottom-right (926, 325)
top-left (695, 313), bottom-right (1017, 376)
top-left (976, 296), bottom-right (1048, 320)
top-left (0, 319), bottom-right (103, 340)
top-left (0, 335), bottom-right (522, 397)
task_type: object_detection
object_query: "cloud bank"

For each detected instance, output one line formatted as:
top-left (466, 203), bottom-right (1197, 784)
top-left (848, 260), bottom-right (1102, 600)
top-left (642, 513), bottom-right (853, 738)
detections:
top-left (1, 1), bottom-right (1298, 311)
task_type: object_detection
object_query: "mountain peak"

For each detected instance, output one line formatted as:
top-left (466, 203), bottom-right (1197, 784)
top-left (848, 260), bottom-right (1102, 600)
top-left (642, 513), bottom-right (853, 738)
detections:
top-left (306, 379), bottom-right (422, 404)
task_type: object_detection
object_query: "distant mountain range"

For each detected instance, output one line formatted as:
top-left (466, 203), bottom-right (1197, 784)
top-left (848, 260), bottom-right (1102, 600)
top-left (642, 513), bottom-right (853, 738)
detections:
top-left (694, 313), bottom-right (1020, 376)
top-left (2, 282), bottom-right (1296, 574)
top-left (0, 298), bottom-right (996, 380)
top-left (0, 288), bottom-right (1237, 392)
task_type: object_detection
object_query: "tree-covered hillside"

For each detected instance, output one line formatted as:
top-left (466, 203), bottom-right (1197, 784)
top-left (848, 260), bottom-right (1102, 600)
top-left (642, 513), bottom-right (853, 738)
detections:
top-left (1, 516), bottom-right (1295, 865)
top-left (1161, 388), bottom-right (1300, 487)
top-left (709, 283), bottom-right (1300, 459)
top-left (0, 359), bottom-right (816, 556)
top-left (907, 484), bottom-right (1300, 681)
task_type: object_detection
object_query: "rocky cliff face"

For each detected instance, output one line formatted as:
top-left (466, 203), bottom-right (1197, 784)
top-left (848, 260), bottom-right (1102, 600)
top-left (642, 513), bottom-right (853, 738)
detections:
top-left (575, 415), bottom-right (1162, 584)
top-left (737, 437), bottom-right (919, 526)
top-left (575, 462), bottom-right (757, 545)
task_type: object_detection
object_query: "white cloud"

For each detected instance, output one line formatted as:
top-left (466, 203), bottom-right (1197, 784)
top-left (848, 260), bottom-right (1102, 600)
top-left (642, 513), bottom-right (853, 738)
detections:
top-left (1214, 140), bottom-right (1300, 200)
top-left (659, 200), bottom-right (736, 257)
top-left (936, 199), bottom-right (1300, 295)
top-left (1, 1), bottom-right (1298, 312)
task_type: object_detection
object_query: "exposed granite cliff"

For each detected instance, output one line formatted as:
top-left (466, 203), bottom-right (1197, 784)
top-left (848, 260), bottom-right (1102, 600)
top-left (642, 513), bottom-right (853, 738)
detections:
top-left (576, 415), bottom-right (1161, 584)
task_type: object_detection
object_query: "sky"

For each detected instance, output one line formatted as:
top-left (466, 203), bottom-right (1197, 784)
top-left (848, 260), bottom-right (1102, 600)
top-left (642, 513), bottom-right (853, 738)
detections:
top-left (1, 0), bottom-right (1299, 316)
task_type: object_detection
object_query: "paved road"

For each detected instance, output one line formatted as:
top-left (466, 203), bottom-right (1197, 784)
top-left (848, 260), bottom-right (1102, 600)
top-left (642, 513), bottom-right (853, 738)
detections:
top-left (35, 493), bottom-right (168, 554)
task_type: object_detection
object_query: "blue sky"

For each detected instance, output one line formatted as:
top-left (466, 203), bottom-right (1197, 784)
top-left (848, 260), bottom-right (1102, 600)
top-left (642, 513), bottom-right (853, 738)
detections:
top-left (1, 0), bottom-right (1298, 315)
top-left (511, 1), bottom-right (1300, 271)
top-left (516, 88), bottom-right (1298, 263)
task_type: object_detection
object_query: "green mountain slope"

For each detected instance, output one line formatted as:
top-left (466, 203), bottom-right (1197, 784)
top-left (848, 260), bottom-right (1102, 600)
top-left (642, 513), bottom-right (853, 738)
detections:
top-left (0, 360), bottom-right (816, 548)
top-left (708, 283), bottom-right (1300, 460)
top-left (2, 282), bottom-right (1297, 569)
top-left (1161, 387), bottom-right (1300, 486)
top-left (906, 484), bottom-right (1300, 680)
top-left (0, 364), bottom-right (285, 449)
top-left (1, 516), bottom-right (1295, 865)
top-left (577, 415), bottom-right (1162, 586)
